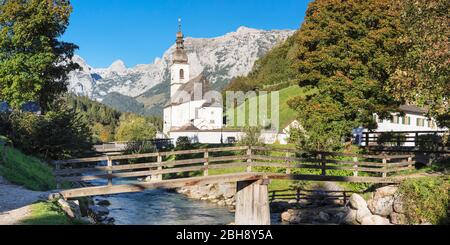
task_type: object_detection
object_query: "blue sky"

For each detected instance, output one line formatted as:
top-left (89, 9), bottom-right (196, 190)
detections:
top-left (63, 0), bottom-right (311, 68)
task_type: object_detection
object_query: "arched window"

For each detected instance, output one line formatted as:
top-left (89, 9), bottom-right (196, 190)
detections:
top-left (180, 69), bottom-right (185, 80)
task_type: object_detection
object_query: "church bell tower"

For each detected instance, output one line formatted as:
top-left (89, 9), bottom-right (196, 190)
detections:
top-left (170, 18), bottom-right (190, 98)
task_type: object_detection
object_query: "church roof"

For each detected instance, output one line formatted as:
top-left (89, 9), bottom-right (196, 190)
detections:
top-left (165, 74), bottom-right (213, 107)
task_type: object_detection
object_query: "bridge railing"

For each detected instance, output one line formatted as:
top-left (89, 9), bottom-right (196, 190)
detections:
top-left (52, 146), bottom-right (415, 189)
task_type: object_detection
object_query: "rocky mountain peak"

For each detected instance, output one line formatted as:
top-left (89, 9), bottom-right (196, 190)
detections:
top-left (108, 60), bottom-right (127, 73)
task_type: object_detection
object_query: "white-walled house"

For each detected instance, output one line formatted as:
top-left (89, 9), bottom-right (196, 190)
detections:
top-left (374, 105), bottom-right (441, 132)
top-left (356, 105), bottom-right (448, 147)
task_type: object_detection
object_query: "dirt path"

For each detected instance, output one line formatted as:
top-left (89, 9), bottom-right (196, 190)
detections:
top-left (0, 176), bottom-right (50, 225)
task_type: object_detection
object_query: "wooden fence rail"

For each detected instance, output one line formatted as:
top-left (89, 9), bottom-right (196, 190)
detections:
top-left (269, 188), bottom-right (358, 205)
top-left (52, 146), bottom-right (416, 190)
top-left (361, 130), bottom-right (448, 147)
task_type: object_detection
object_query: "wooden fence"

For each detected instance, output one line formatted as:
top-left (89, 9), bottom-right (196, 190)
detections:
top-left (52, 146), bottom-right (416, 190)
top-left (269, 188), bottom-right (357, 205)
top-left (362, 130), bottom-right (448, 148)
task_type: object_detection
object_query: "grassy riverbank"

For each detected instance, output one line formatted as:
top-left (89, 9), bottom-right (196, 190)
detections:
top-left (0, 139), bottom-right (56, 191)
top-left (20, 202), bottom-right (87, 225)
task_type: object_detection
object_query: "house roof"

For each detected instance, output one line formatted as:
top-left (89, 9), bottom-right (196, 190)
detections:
top-left (201, 101), bottom-right (222, 108)
top-left (399, 105), bottom-right (428, 114)
top-left (171, 125), bottom-right (243, 133)
top-left (165, 74), bottom-right (212, 108)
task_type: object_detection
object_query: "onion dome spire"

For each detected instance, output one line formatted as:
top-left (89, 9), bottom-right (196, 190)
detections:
top-left (173, 18), bottom-right (188, 64)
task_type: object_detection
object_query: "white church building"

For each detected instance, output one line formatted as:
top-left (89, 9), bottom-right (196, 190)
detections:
top-left (163, 23), bottom-right (226, 141)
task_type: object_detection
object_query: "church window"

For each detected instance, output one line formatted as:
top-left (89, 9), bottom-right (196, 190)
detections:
top-left (180, 69), bottom-right (185, 79)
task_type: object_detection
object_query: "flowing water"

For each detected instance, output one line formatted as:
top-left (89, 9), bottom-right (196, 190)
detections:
top-left (101, 189), bottom-right (235, 225)
top-left (89, 177), bottom-right (234, 225)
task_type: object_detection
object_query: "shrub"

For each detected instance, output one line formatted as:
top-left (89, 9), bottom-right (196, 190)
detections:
top-left (238, 126), bottom-right (264, 147)
top-left (176, 137), bottom-right (192, 150)
top-left (416, 134), bottom-right (444, 151)
top-left (9, 108), bottom-right (92, 160)
top-left (399, 177), bottom-right (449, 224)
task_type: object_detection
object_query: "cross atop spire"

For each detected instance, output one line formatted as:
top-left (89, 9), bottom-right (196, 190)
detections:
top-left (178, 18), bottom-right (182, 32)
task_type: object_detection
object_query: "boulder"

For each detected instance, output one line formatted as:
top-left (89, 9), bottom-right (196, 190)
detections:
top-left (88, 205), bottom-right (109, 219)
top-left (356, 206), bottom-right (372, 224)
top-left (342, 209), bottom-right (359, 225)
top-left (361, 215), bottom-right (391, 225)
top-left (219, 183), bottom-right (236, 199)
top-left (290, 216), bottom-right (302, 224)
top-left (319, 212), bottom-right (330, 222)
top-left (97, 199), bottom-right (111, 207)
top-left (102, 217), bottom-right (115, 225)
top-left (393, 194), bottom-right (405, 214)
top-left (270, 201), bottom-right (291, 213)
top-left (348, 194), bottom-right (367, 210)
top-left (390, 213), bottom-right (407, 225)
top-left (335, 212), bottom-right (347, 223)
top-left (48, 193), bottom-right (62, 201)
top-left (281, 211), bottom-right (292, 222)
top-left (368, 196), bottom-right (394, 217)
top-left (375, 186), bottom-right (398, 198)
top-left (58, 199), bottom-right (82, 219)
top-left (281, 209), bottom-right (301, 223)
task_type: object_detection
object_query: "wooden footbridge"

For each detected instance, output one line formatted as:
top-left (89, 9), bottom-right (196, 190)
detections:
top-left (52, 146), bottom-right (415, 225)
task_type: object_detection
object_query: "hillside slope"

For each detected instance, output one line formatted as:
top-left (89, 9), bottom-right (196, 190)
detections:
top-left (227, 86), bottom-right (310, 130)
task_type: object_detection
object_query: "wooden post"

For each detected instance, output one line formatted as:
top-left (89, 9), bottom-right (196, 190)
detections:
top-left (353, 157), bottom-right (359, 177)
top-left (235, 179), bottom-right (271, 225)
top-left (343, 191), bottom-right (347, 205)
top-left (204, 149), bottom-right (209, 176)
top-left (246, 146), bottom-right (252, 173)
top-left (382, 157), bottom-right (387, 178)
top-left (365, 133), bottom-right (370, 147)
top-left (415, 132), bottom-right (419, 147)
top-left (408, 156), bottom-right (413, 169)
top-left (296, 188), bottom-right (301, 203)
top-left (55, 161), bottom-right (61, 189)
top-left (107, 157), bottom-right (113, 186)
top-left (157, 153), bottom-right (163, 181)
top-left (319, 154), bottom-right (326, 176)
top-left (285, 152), bottom-right (291, 175)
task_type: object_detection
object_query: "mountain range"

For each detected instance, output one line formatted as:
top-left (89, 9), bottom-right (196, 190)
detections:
top-left (67, 26), bottom-right (295, 116)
